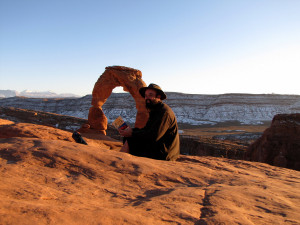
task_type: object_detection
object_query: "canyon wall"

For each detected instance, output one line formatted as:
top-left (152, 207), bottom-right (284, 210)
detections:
top-left (247, 113), bottom-right (300, 171)
top-left (1, 93), bottom-right (299, 126)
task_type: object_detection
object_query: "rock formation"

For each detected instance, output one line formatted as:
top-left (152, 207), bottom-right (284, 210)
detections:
top-left (247, 113), bottom-right (300, 170)
top-left (180, 136), bottom-right (247, 160)
top-left (1, 107), bottom-right (259, 158)
top-left (81, 66), bottom-right (148, 134)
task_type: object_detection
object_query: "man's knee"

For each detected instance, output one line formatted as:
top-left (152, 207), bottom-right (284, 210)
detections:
top-left (120, 140), bottom-right (130, 153)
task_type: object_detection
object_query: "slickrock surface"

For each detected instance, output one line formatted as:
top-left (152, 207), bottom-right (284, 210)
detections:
top-left (1, 118), bottom-right (300, 224)
top-left (0, 119), bottom-right (122, 151)
top-left (247, 113), bottom-right (300, 171)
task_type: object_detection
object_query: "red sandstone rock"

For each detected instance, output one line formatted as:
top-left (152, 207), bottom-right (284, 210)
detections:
top-left (247, 113), bottom-right (300, 170)
top-left (87, 106), bottom-right (108, 133)
top-left (80, 66), bottom-right (149, 134)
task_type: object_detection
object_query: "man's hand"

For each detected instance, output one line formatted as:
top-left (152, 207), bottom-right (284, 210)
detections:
top-left (119, 126), bottom-right (133, 137)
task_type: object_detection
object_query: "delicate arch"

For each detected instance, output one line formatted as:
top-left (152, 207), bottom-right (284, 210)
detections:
top-left (85, 66), bottom-right (149, 134)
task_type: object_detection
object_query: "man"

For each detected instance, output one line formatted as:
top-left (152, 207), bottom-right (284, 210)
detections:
top-left (119, 84), bottom-right (180, 161)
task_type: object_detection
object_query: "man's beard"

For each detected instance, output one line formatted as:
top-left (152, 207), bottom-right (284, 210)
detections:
top-left (146, 99), bottom-right (159, 109)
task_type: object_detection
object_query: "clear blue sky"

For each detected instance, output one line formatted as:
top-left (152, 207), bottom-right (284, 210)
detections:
top-left (1, 0), bottom-right (300, 96)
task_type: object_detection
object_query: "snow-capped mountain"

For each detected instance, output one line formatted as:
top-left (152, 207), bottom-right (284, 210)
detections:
top-left (0, 92), bottom-right (300, 125)
top-left (0, 90), bottom-right (18, 98)
top-left (0, 90), bottom-right (80, 98)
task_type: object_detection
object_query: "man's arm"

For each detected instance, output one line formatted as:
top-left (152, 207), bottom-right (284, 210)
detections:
top-left (132, 111), bottom-right (171, 141)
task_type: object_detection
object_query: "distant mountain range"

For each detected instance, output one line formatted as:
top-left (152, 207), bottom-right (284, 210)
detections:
top-left (0, 92), bottom-right (300, 126)
top-left (0, 90), bottom-right (80, 98)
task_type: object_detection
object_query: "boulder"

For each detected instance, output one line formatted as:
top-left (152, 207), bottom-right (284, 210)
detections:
top-left (80, 66), bottom-right (149, 134)
top-left (247, 113), bottom-right (300, 170)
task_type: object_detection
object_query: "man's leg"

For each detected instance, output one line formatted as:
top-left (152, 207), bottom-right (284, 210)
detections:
top-left (120, 140), bottom-right (130, 153)
top-left (121, 137), bottom-right (150, 157)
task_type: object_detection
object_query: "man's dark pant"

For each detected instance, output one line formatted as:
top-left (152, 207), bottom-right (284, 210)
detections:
top-left (124, 137), bottom-right (167, 160)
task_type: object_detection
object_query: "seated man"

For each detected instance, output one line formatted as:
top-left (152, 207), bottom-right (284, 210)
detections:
top-left (119, 83), bottom-right (180, 161)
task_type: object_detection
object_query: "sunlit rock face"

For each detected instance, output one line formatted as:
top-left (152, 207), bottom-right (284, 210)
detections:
top-left (81, 66), bottom-right (148, 134)
top-left (247, 113), bottom-right (300, 171)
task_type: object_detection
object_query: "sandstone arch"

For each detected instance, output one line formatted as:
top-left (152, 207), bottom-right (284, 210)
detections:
top-left (85, 66), bottom-right (149, 134)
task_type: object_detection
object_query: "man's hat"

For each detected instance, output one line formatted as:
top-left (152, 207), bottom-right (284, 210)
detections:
top-left (139, 83), bottom-right (167, 100)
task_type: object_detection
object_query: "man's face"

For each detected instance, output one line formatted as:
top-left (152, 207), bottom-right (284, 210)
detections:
top-left (145, 89), bottom-right (161, 109)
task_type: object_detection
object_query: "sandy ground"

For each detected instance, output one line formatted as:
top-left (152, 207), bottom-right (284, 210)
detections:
top-left (0, 118), bottom-right (300, 225)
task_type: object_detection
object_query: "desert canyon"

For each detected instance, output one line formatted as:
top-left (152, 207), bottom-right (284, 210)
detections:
top-left (1, 66), bottom-right (300, 224)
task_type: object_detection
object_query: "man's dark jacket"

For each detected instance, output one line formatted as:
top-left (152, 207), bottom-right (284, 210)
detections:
top-left (127, 102), bottom-right (180, 161)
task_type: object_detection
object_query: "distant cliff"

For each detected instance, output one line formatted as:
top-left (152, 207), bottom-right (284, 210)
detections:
top-left (0, 93), bottom-right (300, 125)
top-left (247, 113), bottom-right (300, 171)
